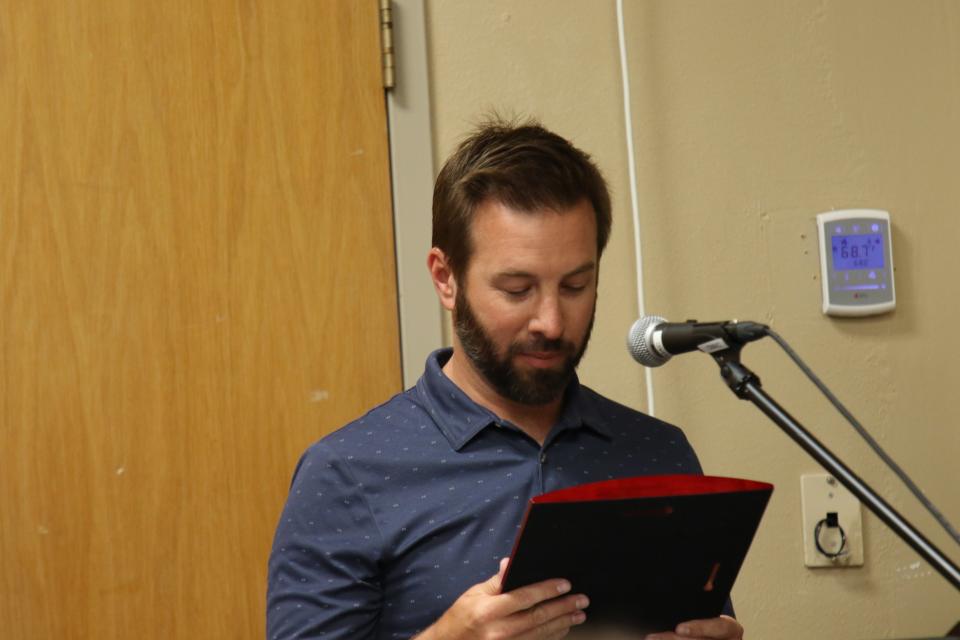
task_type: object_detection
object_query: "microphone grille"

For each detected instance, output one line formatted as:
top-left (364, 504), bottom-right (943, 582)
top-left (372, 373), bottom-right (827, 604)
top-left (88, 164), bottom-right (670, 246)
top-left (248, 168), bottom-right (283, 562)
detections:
top-left (627, 315), bottom-right (670, 367)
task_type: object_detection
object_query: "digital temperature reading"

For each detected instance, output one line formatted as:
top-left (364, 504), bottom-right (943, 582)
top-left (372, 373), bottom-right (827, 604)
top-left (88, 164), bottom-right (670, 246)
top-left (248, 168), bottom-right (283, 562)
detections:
top-left (816, 209), bottom-right (896, 317)
top-left (831, 233), bottom-right (884, 270)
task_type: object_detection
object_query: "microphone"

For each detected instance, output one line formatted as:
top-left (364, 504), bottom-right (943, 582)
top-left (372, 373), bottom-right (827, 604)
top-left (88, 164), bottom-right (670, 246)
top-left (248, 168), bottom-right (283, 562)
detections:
top-left (627, 316), bottom-right (769, 367)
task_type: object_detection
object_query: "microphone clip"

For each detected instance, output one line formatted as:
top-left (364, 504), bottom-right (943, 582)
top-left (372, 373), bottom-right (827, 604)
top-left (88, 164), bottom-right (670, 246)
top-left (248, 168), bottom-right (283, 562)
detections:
top-left (707, 342), bottom-right (762, 400)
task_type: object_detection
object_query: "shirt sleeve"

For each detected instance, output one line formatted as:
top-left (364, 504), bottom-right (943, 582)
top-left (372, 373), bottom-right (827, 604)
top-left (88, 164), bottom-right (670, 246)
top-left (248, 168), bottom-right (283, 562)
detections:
top-left (266, 442), bottom-right (384, 640)
top-left (671, 429), bottom-right (704, 475)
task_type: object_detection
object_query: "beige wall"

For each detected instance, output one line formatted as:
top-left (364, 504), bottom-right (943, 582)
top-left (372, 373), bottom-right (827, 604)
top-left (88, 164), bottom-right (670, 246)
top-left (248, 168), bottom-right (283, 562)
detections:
top-left (425, 1), bottom-right (960, 638)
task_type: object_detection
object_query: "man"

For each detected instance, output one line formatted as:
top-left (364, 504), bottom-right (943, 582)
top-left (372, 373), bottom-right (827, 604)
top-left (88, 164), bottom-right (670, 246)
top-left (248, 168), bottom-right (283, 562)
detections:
top-left (267, 120), bottom-right (743, 640)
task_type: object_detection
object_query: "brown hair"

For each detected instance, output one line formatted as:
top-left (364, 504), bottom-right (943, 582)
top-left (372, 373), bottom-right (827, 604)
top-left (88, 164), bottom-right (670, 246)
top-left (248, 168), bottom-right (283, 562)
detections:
top-left (432, 118), bottom-right (612, 280)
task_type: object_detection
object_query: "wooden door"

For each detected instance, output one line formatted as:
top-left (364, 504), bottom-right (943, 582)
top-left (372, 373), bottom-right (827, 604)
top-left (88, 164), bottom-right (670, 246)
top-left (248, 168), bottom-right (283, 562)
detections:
top-left (0, 2), bottom-right (401, 637)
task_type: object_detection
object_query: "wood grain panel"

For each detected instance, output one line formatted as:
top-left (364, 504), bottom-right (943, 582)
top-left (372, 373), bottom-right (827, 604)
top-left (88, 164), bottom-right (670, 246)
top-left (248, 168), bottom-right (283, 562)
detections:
top-left (0, 1), bottom-right (401, 637)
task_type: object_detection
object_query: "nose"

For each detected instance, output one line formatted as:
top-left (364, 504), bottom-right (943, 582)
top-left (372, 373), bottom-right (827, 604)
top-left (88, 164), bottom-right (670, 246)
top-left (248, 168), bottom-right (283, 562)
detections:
top-left (528, 293), bottom-right (564, 341)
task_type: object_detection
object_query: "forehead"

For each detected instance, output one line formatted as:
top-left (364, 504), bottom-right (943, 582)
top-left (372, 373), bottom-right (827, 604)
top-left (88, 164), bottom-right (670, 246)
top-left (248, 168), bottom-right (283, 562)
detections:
top-left (466, 199), bottom-right (598, 277)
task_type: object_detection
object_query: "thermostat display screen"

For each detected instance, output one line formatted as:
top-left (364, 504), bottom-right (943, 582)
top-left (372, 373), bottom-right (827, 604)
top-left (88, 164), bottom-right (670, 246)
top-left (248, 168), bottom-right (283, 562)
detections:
top-left (831, 233), bottom-right (884, 270)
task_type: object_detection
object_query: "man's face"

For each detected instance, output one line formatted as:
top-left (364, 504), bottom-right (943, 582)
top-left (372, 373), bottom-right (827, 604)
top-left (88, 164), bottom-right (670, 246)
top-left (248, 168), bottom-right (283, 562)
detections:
top-left (452, 199), bottom-right (598, 406)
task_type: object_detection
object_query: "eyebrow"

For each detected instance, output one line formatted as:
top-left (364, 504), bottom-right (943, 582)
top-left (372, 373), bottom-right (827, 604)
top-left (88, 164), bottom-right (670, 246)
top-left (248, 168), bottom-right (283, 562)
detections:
top-left (494, 261), bottom-right (596, 280)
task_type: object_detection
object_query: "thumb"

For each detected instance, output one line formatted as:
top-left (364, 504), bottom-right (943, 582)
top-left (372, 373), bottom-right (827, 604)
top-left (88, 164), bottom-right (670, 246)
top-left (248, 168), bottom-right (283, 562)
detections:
top-left (498, 557), bottom-right (510, 581)
top-left (481, 557), bottom-right (510, 595)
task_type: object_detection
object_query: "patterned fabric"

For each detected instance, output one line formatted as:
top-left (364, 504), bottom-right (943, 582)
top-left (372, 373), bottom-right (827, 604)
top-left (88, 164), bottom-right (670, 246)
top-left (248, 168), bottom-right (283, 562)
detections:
top-left (267, 348), bottom-right (704, 639)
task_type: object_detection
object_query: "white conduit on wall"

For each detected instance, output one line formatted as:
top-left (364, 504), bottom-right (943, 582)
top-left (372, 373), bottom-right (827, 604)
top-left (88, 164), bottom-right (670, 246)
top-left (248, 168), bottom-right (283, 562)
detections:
top-left (616, 0), bottom-right (657, 417)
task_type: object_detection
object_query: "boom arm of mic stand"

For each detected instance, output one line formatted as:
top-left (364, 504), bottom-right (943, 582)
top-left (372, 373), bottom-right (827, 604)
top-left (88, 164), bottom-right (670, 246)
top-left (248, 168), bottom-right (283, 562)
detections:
top-left (710, 347), bottom-right (960, 592)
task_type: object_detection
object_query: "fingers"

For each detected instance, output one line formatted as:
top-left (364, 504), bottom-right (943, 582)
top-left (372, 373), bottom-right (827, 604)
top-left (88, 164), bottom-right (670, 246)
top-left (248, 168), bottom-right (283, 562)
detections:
top-left (504, 577), bottom-right (574, 612)
top-left (480, 578), bottom-right (579, 624)
top-left (482, 559), bottom-right (575, 618)
top-left (483, 563), bottom-right (589, 636)
top-left (480, 558), bottom-right (569, 603)
top-left (678, 615), bottom-right (742, 639)
top-left (459, 560), bottom-right (589, 638)
top-left (646, 615), bottom-right (743, 640)
top-left (460, 586), bottom-right (587, 639)
top-left (509, 593), bottom-right (589, 639)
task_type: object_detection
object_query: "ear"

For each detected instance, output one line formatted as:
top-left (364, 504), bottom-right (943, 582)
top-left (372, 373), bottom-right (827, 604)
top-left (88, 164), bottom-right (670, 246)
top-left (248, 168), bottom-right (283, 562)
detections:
top-left (427, 247), bottom-right (458, 311)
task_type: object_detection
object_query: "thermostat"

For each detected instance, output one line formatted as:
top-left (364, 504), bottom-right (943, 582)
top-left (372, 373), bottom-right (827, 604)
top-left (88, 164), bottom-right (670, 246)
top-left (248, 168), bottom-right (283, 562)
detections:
top-left (816, 209), bottom-right (896, 317)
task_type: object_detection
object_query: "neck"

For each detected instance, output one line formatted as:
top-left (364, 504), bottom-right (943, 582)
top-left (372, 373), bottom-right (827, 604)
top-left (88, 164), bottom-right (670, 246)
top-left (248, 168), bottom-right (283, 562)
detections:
top-left (442, 348), bottom-right (562, 446)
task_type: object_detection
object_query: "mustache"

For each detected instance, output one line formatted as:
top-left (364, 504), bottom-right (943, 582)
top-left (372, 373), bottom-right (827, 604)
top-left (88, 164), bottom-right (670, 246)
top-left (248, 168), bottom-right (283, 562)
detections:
top-left (512, 337), bottom-right (575, 354)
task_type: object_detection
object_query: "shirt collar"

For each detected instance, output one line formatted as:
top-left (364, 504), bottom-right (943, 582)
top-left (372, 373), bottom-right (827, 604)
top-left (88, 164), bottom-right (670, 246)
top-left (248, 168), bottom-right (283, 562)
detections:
top-left (415, 348), bottom-right (612, 450)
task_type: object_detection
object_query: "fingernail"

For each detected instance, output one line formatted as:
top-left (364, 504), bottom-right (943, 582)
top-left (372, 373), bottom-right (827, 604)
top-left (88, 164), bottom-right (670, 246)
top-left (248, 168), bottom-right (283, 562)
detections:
top-left (572, 611), bottom-right (586, 624)
top-left (556, 580), bottom-right (571, 594)
top-left (677, 624), bottom-right (692, 636)
top-left (576, 596), bottom-right (589, 609)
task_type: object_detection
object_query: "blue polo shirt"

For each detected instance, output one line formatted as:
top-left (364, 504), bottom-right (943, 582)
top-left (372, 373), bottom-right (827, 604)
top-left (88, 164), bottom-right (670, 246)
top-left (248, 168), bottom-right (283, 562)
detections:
top-left (267, 348), bottom-right (704, 639)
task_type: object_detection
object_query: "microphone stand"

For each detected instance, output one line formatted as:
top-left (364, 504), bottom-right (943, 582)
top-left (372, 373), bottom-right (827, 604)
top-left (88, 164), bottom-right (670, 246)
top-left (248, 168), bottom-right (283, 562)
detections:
top-left (708, 345), bottom-right (960, 592)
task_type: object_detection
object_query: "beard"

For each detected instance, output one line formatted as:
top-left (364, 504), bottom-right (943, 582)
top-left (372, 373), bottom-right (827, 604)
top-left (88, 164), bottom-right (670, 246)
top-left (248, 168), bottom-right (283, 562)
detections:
top-left (453, 287), bottom-right (595, 406)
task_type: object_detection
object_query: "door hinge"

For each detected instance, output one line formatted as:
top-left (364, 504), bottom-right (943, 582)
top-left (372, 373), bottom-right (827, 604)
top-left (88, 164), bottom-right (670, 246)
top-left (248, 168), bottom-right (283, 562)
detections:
top-left (380, 0), bottom-right (395, 90)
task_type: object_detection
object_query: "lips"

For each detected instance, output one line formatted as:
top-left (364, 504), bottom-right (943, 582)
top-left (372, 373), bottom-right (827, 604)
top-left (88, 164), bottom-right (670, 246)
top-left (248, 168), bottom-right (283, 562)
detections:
top-left (517, 351), bottom-right (565, 368)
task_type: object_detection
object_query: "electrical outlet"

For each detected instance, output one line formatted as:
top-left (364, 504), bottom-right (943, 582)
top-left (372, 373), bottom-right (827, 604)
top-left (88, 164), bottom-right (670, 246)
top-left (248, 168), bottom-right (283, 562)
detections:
top-left (800, 473), bottom-right (864, 568)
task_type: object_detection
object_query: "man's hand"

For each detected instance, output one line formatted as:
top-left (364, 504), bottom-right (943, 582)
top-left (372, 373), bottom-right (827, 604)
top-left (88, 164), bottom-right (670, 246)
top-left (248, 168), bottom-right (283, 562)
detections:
top-left (416, 558), bottom-right (589, 640)
top-left (645, 615), bottom-right (743, 640)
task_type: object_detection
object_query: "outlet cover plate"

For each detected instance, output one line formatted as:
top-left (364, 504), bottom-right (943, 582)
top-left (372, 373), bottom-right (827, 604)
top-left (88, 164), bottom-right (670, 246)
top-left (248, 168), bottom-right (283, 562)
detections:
top-left (801, 473), bottom-right (864, 567)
